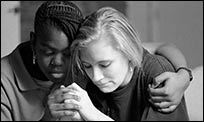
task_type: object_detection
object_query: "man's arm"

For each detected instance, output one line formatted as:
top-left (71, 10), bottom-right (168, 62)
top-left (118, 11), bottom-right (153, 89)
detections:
top-left (142, 53), bottom-right (189, 121)
top-left (142, 42), bottom-right (191, 113)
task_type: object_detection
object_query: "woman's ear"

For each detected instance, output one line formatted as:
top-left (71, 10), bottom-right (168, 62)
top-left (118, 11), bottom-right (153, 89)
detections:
top-left (30, 31), bottom-right (36, 54)
top-left (30, 31), bottom-right (35, 43)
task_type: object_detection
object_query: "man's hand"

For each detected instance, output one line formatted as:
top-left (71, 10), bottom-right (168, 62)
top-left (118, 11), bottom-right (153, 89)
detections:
top-left (148, 70), bottom-right (190, 113)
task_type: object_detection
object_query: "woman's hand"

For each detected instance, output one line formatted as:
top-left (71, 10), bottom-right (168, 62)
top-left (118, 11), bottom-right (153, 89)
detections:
top-left (148, 70), bottom-right (190, 113)
top-left (47, 85), bottom-right (82, 120)
top-left (64, 82), bottom-right (114, 121)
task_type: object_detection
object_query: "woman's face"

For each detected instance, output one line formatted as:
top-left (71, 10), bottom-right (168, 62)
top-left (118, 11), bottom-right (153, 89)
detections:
top-left (34, 26), bottom-right (71, 83)
top-left (80, 35), bottom-right (132, 93)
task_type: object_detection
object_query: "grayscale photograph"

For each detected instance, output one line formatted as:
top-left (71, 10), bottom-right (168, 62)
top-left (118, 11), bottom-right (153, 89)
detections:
top-left (1, 1), bottom-right (203, 121)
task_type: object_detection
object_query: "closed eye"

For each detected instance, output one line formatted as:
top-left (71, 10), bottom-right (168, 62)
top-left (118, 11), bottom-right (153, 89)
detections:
top-left (40, 48), bottom-right (55, 56)
top-left (82, 62), bottom-right (92, 69)
top-left (99, 61), bottom-right (112, 68)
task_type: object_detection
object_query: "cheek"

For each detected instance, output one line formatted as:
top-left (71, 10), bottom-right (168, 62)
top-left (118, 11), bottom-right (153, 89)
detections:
top-left (109, 60), bottom-right (129, 81)
top-left (37, 55), bottom-right (51, 69)
top-left (103, 64), bottom-right (123, 79)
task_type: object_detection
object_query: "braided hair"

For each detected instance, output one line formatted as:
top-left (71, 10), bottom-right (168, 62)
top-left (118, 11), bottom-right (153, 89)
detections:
top-left (34, 1), bottom-right (83, 43)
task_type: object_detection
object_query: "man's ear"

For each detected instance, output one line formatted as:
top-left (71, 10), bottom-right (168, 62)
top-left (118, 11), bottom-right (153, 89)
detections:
top-left (30, 31), bottom-right (36, 54)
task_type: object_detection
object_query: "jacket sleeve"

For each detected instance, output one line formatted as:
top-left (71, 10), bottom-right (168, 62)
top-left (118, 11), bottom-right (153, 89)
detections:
top-left (141, 97), bottom-right (189, 121)
top-left (141, 54), bottom-right (189, 121)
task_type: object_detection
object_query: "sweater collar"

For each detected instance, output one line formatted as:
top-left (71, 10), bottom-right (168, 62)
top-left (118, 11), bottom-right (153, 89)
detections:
top-left (9, 46), bottom-right (40, 91)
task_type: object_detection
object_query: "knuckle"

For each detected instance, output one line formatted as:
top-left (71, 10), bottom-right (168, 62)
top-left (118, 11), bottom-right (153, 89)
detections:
top-left (64, 111), bottom-right (75, 116)
top-left (75, 105), bottom-right (81, 110)
top-left (158, 103), bottom-right (162, 108)
top-left (49, 104), bottom-right (55, 110)
top-left (50, 111), bottom-right (56, 116)
top-left (75, 95), bottom-right (81, 101)
top-left (163, 88), bottom-right (169, 95)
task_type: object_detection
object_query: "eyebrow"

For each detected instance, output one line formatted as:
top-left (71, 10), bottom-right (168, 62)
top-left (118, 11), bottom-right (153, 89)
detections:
top-left (81, 61), bottom-right (89, 64)
top-left (98, 60), bottom-right (112, 64)
top-left (81, 60), bottom-right (112, 64)
top-left (40, 42), bottom-right (70, 52)
top-left (40, 43), bottom-right (56, 50)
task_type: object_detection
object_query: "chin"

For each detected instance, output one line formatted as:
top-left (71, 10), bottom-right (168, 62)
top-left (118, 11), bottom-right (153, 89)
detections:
top-left (100, 87), bottom-right (115, 93)
top-left (48, 76), bottom-right (63, 83)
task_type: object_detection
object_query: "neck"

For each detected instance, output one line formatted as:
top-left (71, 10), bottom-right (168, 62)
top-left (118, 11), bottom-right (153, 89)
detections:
top-left (120, 67), bottom-right (134, 87)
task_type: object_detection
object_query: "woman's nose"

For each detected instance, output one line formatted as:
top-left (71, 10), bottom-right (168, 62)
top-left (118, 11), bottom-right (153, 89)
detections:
top-left (92, 67), bottom-right (104, 82)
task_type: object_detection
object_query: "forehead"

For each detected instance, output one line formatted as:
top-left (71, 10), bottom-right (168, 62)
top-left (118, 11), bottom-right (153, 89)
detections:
top-left (36, 26), bottom-right (69, 50)
top-left (80, 35), bottom-right (121, 63)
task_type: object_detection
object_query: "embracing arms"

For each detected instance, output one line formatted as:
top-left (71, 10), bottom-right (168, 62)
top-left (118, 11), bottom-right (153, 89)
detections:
top-left (143, 42), bottom-right (191, 113)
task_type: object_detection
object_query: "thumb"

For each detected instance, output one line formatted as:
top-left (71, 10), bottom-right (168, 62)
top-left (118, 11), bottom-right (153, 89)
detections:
top-left (152, 72), bottom-right (169, 88)
top-left (68, 82), bottom-right (83, 91)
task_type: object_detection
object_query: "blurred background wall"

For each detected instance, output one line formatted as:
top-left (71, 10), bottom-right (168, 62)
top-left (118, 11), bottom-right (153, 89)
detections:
top-left (1, 1), bottom-right (203, 120)
top-left (1, 1), bottom-right (20, 58)
top-left (127, 1), bottom-right (203, 69)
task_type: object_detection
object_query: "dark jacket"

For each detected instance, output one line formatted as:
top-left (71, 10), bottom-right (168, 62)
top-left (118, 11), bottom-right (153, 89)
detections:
top-left (86, 49), bottom-right (189, 121)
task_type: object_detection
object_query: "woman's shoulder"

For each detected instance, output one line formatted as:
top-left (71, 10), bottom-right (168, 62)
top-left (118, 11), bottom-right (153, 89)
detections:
top-left (1, 56), bottom-right (17, 98)
top-left (141, 48), bottom-right (175, 77)
top-left (1, 41), bottom-right (32, 90)
top-left (1, 55), bottom-right (14, 79)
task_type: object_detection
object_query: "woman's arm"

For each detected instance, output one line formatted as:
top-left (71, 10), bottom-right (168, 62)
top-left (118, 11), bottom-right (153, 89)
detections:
top-left (154, 43), bottom-right (187, 68)
top-left (143, 42), bottom-right (187, 68)
top-left (142, 53), bottom-right (189, 121)
top-left (142, 42), bottom-right (191, 113)
top-left (143, 42), bottom-right (191, 82)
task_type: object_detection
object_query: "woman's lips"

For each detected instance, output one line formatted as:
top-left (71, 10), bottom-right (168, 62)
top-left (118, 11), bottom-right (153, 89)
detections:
top-left (98, 82), bottom-right (111, 88)
top-left (50, 72), bottom-right (64, 78)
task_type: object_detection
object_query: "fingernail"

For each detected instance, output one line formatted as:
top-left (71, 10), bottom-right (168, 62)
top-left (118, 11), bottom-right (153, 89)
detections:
top-left (64, 99), bottom-right (69, 103)
top-left (60, 85), bottom-right (65, 88)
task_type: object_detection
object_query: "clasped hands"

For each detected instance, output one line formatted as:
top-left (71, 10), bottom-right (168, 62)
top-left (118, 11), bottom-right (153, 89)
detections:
top-left (47, 71), bottom-right (187, 120)
top-left (47, 82), bottom-right (97, 121)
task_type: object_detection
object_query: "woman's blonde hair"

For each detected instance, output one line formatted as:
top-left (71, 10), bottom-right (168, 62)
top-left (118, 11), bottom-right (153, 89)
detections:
top-left (71, 7), bottom-right (143, 73)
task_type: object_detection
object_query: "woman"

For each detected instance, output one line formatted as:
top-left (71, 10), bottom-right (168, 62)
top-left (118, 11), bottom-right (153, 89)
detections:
top-left (49, 7), bottom-right (190, 121)
top-left (1, 1), bottom-right (84, 121)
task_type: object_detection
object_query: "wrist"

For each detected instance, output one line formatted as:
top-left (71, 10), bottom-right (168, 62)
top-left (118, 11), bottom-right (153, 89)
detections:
top-left (176, 67), bottom-right (193, 82)
top-left (94, 108), bottom-right (114, 121)
top-left (41, 104), bottom-right (59, 121)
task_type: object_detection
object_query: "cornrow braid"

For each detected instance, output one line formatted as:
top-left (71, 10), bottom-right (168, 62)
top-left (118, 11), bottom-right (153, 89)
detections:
top-left (34, 1), bottom-right (83, 43)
